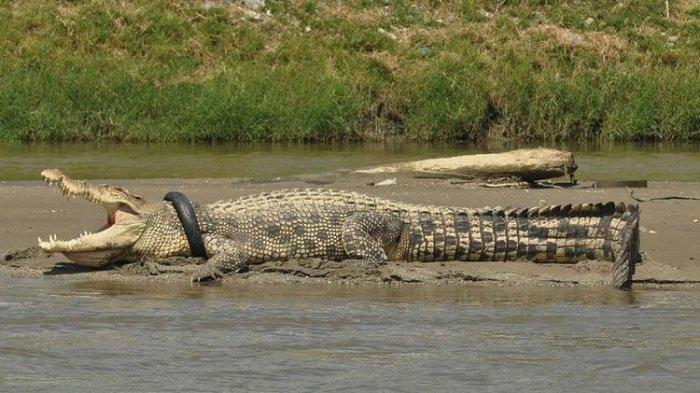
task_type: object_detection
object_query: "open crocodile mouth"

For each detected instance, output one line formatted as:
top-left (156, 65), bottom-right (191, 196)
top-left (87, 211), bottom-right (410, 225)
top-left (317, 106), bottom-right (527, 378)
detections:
top-left (37, 169), bottom-right (146, 267)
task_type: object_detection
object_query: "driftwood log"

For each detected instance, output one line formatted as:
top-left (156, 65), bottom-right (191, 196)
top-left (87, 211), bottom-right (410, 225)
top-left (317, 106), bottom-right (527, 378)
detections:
top-left (355, 148), bottom-right (578, 182)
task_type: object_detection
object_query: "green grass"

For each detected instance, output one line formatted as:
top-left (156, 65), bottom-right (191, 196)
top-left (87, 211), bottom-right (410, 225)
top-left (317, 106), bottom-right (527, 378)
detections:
top-left (0, 0), bottom-right (698, 142)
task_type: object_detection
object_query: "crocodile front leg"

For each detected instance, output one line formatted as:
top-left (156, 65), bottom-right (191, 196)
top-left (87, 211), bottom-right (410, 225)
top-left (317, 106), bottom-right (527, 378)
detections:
top-left (191, 236), bottom-right (250, 282)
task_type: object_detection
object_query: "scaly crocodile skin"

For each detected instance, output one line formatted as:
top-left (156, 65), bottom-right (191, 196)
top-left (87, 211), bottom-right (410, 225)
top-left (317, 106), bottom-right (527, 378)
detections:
top-left (159, 189), bottom-right (640, 287)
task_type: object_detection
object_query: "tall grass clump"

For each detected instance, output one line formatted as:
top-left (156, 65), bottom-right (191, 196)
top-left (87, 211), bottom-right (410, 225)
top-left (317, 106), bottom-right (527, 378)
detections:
top-left (399, 55), bottom-right (489, 140)
top-left (604, 71), bottom-right (700, 141)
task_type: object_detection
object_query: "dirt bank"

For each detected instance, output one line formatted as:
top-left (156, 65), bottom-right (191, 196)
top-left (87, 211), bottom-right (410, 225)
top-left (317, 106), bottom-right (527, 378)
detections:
top-left (1, 172), bottom-right (698, 288)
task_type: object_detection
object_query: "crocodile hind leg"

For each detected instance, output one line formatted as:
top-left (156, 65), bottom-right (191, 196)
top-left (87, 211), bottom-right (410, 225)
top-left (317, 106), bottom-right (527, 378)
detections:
top-left (341, 211), bottom-right (403, 268)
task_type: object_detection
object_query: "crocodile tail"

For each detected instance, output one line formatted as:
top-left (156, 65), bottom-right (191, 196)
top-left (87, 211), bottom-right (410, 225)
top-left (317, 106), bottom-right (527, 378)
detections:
top-left (612, 204), bottom-right (640, 289)
top-left (512, 201), bottom-right (640, 289)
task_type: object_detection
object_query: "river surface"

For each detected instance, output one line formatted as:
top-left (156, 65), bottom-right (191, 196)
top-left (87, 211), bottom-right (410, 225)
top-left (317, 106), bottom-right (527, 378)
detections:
top-left (1, 142), bottom-right (699, 181)
top-left (0, 278), bottom-right (698, 392)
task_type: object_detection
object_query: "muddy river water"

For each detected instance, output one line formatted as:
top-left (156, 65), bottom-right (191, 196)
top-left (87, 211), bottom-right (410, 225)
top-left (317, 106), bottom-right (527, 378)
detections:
top-left (1, 279), bottom-right (698, 392)
top-left (1, 142), bottom-right (699, 181)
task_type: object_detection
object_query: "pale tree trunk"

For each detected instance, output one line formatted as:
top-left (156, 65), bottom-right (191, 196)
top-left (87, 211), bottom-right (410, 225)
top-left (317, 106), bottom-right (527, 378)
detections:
top-left (355, 148), bottom-right (578, 182)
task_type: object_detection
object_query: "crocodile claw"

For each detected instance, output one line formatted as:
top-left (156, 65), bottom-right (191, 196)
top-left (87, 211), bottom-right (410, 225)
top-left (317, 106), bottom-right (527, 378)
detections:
top-left (191, 265), bottom-right (224, 282)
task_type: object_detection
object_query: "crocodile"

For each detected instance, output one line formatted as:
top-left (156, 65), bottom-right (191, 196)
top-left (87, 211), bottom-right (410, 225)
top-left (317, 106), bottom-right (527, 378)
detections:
top-left (37, 169), bottom-right (640, 288)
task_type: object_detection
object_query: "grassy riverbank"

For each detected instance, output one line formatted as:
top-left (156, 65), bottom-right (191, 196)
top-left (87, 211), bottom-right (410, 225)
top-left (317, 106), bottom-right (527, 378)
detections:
top-left (1, 0), bottom-right (698, 142)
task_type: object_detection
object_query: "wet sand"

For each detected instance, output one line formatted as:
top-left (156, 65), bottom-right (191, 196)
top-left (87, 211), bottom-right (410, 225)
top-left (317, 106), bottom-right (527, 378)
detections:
top-left (1, 172), bottom-right (698, 288)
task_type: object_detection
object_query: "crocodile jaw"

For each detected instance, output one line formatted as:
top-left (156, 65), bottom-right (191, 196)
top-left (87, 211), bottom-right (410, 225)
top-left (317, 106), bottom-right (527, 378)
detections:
top-left (38, 220), bottom-right (146, 266)
top-left (38, 169), bottom-right (148, 267)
